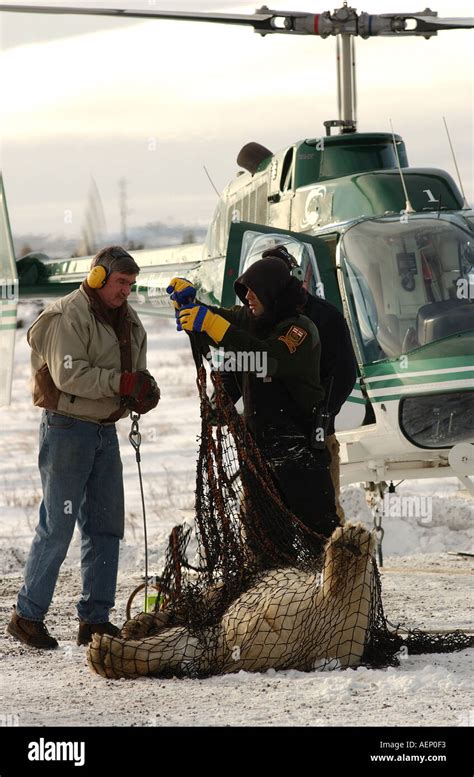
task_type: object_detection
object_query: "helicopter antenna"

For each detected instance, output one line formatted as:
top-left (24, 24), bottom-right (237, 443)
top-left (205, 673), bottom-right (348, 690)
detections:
top-left (203, 165), bottom-right (220, 197)
top-left (390, 119), bottom-right (415, 214)
top-left (442, 116), bottom-right (469, 209)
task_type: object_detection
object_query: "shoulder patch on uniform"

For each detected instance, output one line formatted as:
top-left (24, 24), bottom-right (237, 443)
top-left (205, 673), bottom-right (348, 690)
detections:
top-left (278, 324), bottom-right (308, 354)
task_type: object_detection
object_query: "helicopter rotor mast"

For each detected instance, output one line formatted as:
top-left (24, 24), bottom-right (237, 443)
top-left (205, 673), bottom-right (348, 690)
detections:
top-left (1, 3), bottom-right (473, 133)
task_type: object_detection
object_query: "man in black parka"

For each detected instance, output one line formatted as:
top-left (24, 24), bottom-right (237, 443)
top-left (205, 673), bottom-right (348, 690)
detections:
top-left (260, 246), bottom-right (357, 522)
top-left (202, 246), bottom-right (357, 522)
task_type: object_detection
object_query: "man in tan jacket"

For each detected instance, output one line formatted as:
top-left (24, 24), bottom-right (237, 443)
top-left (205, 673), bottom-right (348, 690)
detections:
top-left (7, 246), bottom-right (159, 649)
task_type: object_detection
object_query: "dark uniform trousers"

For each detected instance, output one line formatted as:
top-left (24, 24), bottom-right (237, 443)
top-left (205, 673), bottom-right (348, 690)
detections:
top-left (257, 420), bottom-right (340, 552)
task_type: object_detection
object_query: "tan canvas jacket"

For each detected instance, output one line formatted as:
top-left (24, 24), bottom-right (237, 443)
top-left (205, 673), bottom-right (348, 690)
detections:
top-left (27, 287), bottom-right (147, 423)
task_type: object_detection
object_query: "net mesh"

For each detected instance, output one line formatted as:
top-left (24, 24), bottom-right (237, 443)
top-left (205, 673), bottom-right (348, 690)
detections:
top-left (87, 355), bottom-right (473, 680)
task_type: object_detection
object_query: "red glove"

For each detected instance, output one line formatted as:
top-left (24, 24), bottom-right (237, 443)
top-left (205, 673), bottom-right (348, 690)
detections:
top-left (119, 371), bottom-right (160, 414)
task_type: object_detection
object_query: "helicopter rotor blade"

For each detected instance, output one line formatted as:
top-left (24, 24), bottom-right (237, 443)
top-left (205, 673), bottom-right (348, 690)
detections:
top-left (0, 4), bottom-right (279, 33)
top-left (0, 5), bottom-right (473, 38)
top-left (361, 10), bottom-right (474, 37)
top-left (409, 16), bottom-right (474, 32)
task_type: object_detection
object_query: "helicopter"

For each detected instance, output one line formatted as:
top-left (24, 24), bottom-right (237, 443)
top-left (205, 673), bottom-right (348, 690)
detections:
top-left (0, 3), bottom-right (473, 524)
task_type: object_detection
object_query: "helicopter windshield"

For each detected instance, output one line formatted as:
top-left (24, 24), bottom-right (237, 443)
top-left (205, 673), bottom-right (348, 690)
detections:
top-left (340, 215), bottom-right (474, 362)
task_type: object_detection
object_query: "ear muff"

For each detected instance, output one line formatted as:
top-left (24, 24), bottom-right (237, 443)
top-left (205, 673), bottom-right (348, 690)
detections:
top-left (87, 264), bottom-right (108, 289)
top-left (290, 264), bottom-right (305, 282)
top-left (261, 245), bottom-right (304, 282)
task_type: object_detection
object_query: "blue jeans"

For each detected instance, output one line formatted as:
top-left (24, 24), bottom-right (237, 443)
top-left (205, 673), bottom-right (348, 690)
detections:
top-left (17, 411), bottom-right (124, 623)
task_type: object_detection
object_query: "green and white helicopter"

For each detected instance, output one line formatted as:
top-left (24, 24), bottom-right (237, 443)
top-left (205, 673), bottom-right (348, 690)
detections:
top-left (1, 4), bottom-right (473, 516)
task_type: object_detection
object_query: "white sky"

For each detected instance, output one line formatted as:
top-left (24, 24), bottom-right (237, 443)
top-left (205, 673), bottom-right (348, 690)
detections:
top-left (0, 0), bottom-right (473, 239)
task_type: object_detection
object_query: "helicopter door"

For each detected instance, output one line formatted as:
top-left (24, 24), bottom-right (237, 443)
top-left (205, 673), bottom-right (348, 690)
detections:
top-left (0, 174), bottom-right (17, 406)
top-left (222, 220), bottom-right (339, 307)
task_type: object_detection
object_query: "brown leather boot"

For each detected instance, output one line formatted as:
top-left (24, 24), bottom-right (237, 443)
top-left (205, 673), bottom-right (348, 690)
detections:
top-left (7, 607), bottom-right (58, 649)
top-left (77, 621), bottom-right (120, 646)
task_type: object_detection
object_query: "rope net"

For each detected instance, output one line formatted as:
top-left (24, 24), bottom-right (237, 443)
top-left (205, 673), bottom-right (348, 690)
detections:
top-left (87, 359), bottom-right (473, 680)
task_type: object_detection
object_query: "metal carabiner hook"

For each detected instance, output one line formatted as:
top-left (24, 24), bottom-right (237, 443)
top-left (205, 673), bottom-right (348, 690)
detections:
top-left (129, 411), bottom-right (142, 461)
top-left (128, 410), bottom-right (149, 608)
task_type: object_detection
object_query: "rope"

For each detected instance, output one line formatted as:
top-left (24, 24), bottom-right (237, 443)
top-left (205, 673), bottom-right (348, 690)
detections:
top-left (128, 412), bottom-right (149, 612)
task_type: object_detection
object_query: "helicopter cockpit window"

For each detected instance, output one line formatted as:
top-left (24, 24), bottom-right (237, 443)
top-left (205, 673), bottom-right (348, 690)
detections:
top-left (319, 143), bottom-right (401, 181)
top-left (340, 215), bottom-right (474, 362)
top-left (238, 231), bottom-right (323, 300)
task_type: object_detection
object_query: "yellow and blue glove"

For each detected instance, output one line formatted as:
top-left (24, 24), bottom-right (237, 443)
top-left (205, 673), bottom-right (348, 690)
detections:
top-left (166, 277), bottom-right (197, 330)
top-left (178, 304), bottom-right (230, 344)
top-left (166, 277), bottom-right (197, 308)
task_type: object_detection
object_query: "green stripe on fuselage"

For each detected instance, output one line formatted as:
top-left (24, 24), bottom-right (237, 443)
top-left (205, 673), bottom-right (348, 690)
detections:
top-left (367, 386), bottom-right (474, 404)
top-left (363, 354), bottom-right (472, 378)
top-left (365, 370), bottom-right (474, 390)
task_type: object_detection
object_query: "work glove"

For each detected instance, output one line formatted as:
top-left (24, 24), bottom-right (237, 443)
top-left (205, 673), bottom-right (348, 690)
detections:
top-left (166, 278), bottom-right (197, 331)
top-left (119, 371), bottom-right (160, 414)
top-left (166, 277), bottom-right (197, 308)
top-left (177, 304), bottom-right (230, 344)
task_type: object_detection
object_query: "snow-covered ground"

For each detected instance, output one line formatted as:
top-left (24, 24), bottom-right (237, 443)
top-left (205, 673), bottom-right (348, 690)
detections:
top-left (0, 304), bottom-right (472, 727)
